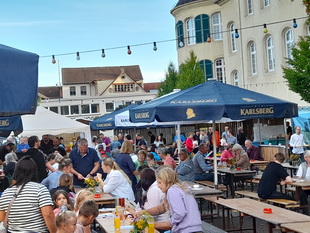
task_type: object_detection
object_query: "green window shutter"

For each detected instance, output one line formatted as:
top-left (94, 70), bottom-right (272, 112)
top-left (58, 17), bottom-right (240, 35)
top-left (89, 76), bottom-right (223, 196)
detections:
top-left (200, 60), bottom-right (213, 80)
top-left (176, 21), bottom-right (184, 48)
top-left (195, 14), bottom-right (210, 43)
top-left (195, 15), bottom-right (202, 43)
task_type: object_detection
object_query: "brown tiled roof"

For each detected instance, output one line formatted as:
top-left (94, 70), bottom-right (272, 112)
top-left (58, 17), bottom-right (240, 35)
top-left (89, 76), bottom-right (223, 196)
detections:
top-left (38, 86), bottom-right (62, 99)
top-left (143, 82), bottom-right (162, 92)
top-left (62, 65), bottom-right (143, 85)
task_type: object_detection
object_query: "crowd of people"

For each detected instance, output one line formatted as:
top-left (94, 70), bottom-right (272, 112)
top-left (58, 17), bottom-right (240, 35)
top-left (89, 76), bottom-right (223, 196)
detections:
top-left (0, 124), bottom-right (308, 232)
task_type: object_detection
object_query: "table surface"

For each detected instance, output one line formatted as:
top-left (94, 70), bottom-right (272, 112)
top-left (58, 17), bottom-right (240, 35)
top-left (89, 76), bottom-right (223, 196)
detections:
top-left (215, 198), bottom-right (310, 225)
top-left (281, 222), bottom-right (310, 233)
top-left (217, 168), bottom-right (257, 175)
top-left (249, 160), bottom-right (269, 165)
top-left (74, 188), bottom-right (115, 202)
top-left (185, 181), bottom-right (223, 196)
top-left (282, 163), bottom-right (299, 169)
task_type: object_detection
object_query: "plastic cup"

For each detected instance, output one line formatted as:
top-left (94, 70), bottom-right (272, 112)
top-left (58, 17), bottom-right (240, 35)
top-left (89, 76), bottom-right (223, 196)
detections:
top-left (114, 215), bottom-right (121, 230)
top-left (118, 207), bottom-right (125, 223)
top-left (263, 208), bottom-right (272, 214)
top-left (119, 197), bottom-right (125, 208)
top-left (148, 222), bottom-right (155, 233)
top-left (237, 167), bottom-right (241, 171)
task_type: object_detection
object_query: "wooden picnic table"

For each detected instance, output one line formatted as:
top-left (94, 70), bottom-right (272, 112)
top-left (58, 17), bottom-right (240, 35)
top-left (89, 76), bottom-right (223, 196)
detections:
top-left (281, 222), bottom-right (310, 233)
top-left (215, 198), bottom-right (310, 233)
top-left (217, 168), bottom-right (256, 197)
top-left (75, 187), bottom-right (115, 205)
top-left (184, 181), bottom-right (223, 197)
top-left (282, 162), bottom-right (299, 177)
top-left (249, 160), bottom-right (269, 166)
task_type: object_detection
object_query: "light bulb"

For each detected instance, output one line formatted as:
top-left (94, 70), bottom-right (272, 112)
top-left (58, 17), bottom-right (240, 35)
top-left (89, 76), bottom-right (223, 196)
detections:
top-left (76, 52), bottom-right (80, 61)
top-left (263, 24), bottom-right (268, 33)
top-left (293, 19), bottom-right (298, 28)
top-left (127, 46), bottom-right (132, 55)
top-left (235, 29), bottom-right (239, 38)
top-left (153, 42), bottom-right (157, 51)
top-left (52, 55), bottom-right (56, 64)
top-left (207, 35), bottom-right (212, 43)
top-left (101, 49), bottom-right (105, 58)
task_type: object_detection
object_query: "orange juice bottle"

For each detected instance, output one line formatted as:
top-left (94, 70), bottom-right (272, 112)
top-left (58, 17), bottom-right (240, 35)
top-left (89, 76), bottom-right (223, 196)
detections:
top-left (114, 215), bottom-right (121, 231)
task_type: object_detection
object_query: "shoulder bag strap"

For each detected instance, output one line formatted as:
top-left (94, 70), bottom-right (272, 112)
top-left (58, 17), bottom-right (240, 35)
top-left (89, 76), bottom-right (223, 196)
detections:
top-left (3, 184), bottom-right (25, 229)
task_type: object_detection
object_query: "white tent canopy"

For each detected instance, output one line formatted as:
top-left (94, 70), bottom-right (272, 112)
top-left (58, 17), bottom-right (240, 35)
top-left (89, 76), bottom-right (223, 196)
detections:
top-left (20, 106), bottom-right (91, 142)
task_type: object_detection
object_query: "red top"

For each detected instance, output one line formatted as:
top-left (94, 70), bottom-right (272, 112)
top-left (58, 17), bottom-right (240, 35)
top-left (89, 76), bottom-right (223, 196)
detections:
top-left (220, 149), bottom-right (234, 162)
top-left (185, 138), bottom-right (193, 152)
top-left (164, 155), bottom-right (176, 170)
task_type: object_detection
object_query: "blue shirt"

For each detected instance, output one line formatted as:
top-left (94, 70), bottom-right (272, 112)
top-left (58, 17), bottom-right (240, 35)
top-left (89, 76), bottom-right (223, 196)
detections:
top-left (176, 158), bottom-right (195, 182)
top-left (69, 148), bottom-right (100, 186)
top-left (115, 153), bottom-right (136, 181)
top-left (150, 152), bottom-right (161, 161)
top-left (17, 143), bottom-right (30, 152)
top-left (41, 171), bottom-right (63, 191)
top-left (174, 135), bottom-right (186, 142)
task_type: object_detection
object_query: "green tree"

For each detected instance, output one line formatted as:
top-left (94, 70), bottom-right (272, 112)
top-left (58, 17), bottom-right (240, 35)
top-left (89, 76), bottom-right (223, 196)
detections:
top-left (176, 50), bottom-right (205, 90)
top-left (158, 62), bottom-right (178, 97)
top-left (283, 36), bottom-right (310, 103)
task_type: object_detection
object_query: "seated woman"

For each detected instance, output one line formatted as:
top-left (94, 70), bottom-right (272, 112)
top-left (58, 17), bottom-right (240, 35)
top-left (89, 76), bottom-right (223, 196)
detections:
top-left (135, 150), bottom-right (148, 172)
top-left (232, 144), bottom-right (250, 169)
top-left (134, 167), bottom-right (202, 233)
top-left (220, 144), bottom-right (234, 163)
top-left (95, 158), bottom-right (135, 201)
top-left (3, 152), bottom-right (17, 185)
top-left (50, 173), bottom-right (76, 203)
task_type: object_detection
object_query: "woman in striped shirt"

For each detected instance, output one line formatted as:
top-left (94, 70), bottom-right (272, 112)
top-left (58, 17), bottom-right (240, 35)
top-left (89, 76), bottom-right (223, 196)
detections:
top-left (0, 156), bottom-right (56, 233)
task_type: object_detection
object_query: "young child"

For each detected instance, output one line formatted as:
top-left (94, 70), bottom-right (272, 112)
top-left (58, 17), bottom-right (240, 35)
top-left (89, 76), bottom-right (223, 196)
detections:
top-left (76, 200), bottom-right (99, 233)
top-left (56, 210), bottom-right (77, 233)
top-left (74, 190), bottom-right (94, 212)
top-left (51, 173), bottom-right (76, 203)
top-left (53, 190), bottom-right (73, 216)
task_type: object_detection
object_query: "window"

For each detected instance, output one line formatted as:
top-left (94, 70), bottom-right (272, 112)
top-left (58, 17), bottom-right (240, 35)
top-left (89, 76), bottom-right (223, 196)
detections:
top-left (106, 103), bottom-right (114, 112)
top-left (229, 23), bottom-right (237, 52)
top-left (81, 104), bottom-right (90, 114)
top-left (186, 18), bottom-right (196, 45)
top-left (70, 105), bottom-right (79, 115)
top-left (212, 13), bottom-right (222, 40)
top-left (176, 20), bottom-right (184, 48)
top-left (247, 0), bottom-right (253, 15)
top-left (285, 29), bottom-right (294, 60)
top-left (60, 106), bottom-right (69, 115)
top-left (114, 84), bottom-right (134, 92)
top-left (266, 36), bottom-right (275, 71)
top-left (215, 58), bottom-right (226, 83)
top-left (69, 86), bottom-right (76, 96)
top-left (80, 86), bottom-right (87, 95)
top-left (49, 106), bottom-right (58, 114)
top-left (199, 60), bottom-right (213, 81)
top-left (249, 42), bottom-right (257, 75)
top-left (232, 70), bottom-right (239, 86)
top-left (91, 104), bottom-right (99, 113)
top-left (195, 14), bottom-right (210, 43)
top-left (263, 0), bottom-right (270, 7)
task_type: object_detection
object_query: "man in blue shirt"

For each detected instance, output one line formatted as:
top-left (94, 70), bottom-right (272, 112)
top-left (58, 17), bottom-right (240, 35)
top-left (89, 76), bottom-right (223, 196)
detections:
top-left (70, 138), bottom-right (100, 187)
top-left (192, 143), bottom-right (213, 181)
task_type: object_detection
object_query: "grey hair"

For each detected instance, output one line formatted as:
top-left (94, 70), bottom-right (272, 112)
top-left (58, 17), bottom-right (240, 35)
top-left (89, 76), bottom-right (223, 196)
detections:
top-left (77, 138), bottom-right (88, 146)
top-left (232, 144), bottom-right (243, 152)
top-left (5, 152), bottom-right (17, 164)
top-left (245, 139), bottom-right (252, 145)
top-left (157, 148), bottom-right (167, 155)
top-left (304, 150), bottom-right (310, 158)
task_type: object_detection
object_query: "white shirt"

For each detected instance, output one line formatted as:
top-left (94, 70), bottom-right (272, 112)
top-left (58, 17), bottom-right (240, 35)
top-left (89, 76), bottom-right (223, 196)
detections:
top-left (290, 133), bottom-right (305, 154)
top-left (144, 181), bottom-right (169, 223)
top-left (103, 169), bottom-right (135, 201)
top-left (297, 165), bottom-right (310, 180)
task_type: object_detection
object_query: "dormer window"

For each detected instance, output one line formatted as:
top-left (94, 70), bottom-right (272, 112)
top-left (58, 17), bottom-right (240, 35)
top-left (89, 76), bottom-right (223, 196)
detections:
top-left (70, 86), bottom-right (76, 96)
top-left (80, 86), bottom-right (87, 95)
top-left (114, 84), bottom-right (134, 92)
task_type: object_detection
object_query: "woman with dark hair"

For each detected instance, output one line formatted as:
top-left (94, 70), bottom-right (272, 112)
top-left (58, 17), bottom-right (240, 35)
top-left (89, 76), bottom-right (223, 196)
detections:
top-left (0, 156), bottom-right (57, 233)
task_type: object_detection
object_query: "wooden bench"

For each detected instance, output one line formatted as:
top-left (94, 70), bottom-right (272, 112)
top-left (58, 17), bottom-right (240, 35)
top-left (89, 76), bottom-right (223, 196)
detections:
top-left (235, 190), bottom-right (265, 201)
top-left (267, 199), bottom-right (300, 208)
top-left (202, 221), bottom-right (227, 233)
top-left (285, 186), bottom-right (296, 193)
top-left (244, 179), bottom-right (260, 191)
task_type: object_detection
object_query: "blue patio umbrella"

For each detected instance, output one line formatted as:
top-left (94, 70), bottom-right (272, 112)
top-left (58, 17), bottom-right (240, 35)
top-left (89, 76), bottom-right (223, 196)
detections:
top-left (129, 80), bottom-right (298, 186)
top-left (0, 44), bottom-right (39, 116)
top-left (90, 104), bottom-right (138, 130)
top-left (0, 115), bottom-right (23, 137)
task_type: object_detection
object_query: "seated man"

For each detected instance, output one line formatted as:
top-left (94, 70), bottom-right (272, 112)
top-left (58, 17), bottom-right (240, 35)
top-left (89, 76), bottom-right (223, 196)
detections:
top-left (296, 150), bottom-right (310, 215)
top-left (176, 148), bottom-right (195, 182)
top-left (245, 140), bottom-right (263, 161)
top-left (257, 153), bottom-right (293, 200)
top-left (192, 144), bottom-right (213, 181)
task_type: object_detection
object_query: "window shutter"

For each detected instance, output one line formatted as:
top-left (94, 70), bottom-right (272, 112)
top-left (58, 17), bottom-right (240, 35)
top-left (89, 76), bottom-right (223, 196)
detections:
top-left (202, 14), bottom-right (210, 42)
top-left (206, 60), bottom-right (213, 80)
top-left (195, 14), bottom-right (210, 43)
top-left (195, 15), bottom-right (202, 43)
top-left (176, 21), bottom-right (184, 48)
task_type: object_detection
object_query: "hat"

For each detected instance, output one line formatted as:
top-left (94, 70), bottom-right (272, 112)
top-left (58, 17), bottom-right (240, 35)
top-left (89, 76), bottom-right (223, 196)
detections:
top-left (4, 142), bottom-right (15, 147)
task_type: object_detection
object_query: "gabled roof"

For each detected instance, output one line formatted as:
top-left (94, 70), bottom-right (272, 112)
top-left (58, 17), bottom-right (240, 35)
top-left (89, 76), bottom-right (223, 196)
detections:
top-left (38, 86), bottom-right (62, 99)
top-left (143, 82), bottom-right (162, 92)
top-left (62, 65), bottom-right (143, 85)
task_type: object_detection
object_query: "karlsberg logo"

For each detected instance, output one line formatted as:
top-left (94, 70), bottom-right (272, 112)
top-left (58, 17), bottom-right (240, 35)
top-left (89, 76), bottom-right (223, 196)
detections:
top-left (135, 112), bottom-right (150, 119)
top-left (0, 120), bottom-right (9, 127)
top-left (242, 98), bottom-right (256, 102)
top-left (240, 107), bottom-right (274, 116)
top-left (186, 108), bottom-right (196, 119)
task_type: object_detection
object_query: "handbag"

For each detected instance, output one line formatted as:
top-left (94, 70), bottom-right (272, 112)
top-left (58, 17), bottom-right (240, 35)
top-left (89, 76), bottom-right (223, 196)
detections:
top-left (3, 184), bottom-right (24, 231)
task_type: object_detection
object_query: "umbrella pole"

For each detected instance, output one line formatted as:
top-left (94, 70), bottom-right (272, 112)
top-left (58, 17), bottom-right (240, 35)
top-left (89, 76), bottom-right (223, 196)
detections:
top-left (177, 123), bottom-right (181, 163)
top-left (258, 119), bottom-right (262, 144)
top-left (213, 120), bottom-right (218, 188)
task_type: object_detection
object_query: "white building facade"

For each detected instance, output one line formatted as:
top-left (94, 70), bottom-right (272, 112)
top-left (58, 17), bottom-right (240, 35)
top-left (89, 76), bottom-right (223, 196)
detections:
top-left (171, 0), bottom-right (309, 106)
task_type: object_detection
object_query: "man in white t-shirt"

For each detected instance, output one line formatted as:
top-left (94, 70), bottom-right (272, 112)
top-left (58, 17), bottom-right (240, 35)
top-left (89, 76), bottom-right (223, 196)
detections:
top-left (296, 150), bottom-right (310, 214)
top-left (290, 126), bottom-right (305, 162)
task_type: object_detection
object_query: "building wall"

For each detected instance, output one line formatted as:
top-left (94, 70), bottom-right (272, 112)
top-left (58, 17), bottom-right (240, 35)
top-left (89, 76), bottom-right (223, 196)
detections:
top-left (171, 0), bottom-right (309, 106)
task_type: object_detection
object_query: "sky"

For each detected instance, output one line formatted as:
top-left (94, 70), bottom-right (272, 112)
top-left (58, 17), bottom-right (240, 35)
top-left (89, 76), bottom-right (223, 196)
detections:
top-left (0, 0), bottom-right (178, 87)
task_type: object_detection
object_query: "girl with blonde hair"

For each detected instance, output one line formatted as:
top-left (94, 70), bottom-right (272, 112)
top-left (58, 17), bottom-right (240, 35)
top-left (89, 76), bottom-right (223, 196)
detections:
top-left (56, 210), bottom-right (77, 233)
top-left (95, 158), bottom-right (135, 201)
top-left (135, 167), bottom-right (202, 233)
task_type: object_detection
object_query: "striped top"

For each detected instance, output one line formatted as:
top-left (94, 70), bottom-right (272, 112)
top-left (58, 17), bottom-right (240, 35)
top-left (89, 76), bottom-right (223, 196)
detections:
top-left (0, 182), bottom-right (53, 232)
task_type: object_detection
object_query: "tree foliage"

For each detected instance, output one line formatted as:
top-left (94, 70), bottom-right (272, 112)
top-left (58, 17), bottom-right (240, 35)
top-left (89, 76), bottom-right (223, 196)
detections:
top-left (158, 62), bottom-right (178, 97)
top-left (176, 50), bottom-right (205, 90)
top-left (283, 36), bottom-right (310, 103)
